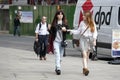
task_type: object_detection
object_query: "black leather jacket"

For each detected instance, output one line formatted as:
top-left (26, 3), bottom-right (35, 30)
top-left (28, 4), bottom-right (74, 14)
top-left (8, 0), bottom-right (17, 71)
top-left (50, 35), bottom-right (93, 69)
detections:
top-left (50, 23), bottom-right (69, 41)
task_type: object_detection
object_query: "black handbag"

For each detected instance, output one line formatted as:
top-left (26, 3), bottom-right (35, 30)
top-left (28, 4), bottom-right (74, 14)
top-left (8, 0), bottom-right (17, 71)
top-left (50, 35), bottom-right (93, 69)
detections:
top-left (33, 41), bottom-right (40, 56)
top-left (57, 29), bottom-right (67, 47)
top-left (61, 41), bottom-right (67, 47)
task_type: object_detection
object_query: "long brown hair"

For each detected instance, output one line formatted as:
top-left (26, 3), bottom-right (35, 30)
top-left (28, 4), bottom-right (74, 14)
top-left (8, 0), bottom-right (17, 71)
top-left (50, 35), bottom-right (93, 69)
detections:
top-left (51, 10), bottom-right (68, 27)
top-left (84, 11), bottom-right (95, 32)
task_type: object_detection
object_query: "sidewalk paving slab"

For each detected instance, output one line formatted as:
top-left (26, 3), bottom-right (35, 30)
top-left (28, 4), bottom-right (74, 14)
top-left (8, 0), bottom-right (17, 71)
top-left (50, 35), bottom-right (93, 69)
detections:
top-left (0, 47), bottom-right (120, 80)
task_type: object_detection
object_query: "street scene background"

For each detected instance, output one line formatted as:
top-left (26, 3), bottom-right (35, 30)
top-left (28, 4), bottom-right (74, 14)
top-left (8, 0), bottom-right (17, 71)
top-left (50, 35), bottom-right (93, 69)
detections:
top-left (0, 0), bottom-right (120, 80)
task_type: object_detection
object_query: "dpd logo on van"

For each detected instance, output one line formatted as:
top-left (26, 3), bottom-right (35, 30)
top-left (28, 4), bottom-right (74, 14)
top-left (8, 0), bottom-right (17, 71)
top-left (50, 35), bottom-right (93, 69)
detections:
top-left (95, 6), bottom-right (112, 29)
top-left (79, 0), bottom-right (93, 25)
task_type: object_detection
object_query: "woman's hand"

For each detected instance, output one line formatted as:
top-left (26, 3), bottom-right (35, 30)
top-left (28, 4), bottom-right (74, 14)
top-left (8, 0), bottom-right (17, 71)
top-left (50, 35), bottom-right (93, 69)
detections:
top-left (67, 29), bottom-right (72, 32)
top-left (93, 39), bottom-right (96, 46)
top-left (62, 27), bottom-right (67, 32)
top-left (67, 29), bottom-right (73, 35)
top-left (35, 38), bottom-right (38, 42)
top-left (48, 24), bottom-right (51, 30)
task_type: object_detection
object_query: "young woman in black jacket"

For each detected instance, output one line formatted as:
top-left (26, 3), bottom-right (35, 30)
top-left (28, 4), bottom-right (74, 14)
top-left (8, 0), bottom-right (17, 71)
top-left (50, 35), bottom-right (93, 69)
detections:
top-left (50, 10), bottom-right (69, 75)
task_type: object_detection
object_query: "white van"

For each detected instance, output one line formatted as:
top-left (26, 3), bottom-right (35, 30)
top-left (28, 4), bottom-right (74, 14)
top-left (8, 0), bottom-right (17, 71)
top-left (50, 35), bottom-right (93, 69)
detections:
top-left (73, 0), bottom-right (120, 57)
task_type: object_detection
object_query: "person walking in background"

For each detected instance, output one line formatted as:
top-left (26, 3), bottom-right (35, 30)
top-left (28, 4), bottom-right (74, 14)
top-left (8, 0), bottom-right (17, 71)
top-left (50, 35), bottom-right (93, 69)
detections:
top-left (49, 10), bottom-right (69, 75)
top-left (35, 16), bottom-right (50, 60)
top-left (13, 15), bottom-right (21, 36)
top-left (68, 11), bottom-right (97, 76)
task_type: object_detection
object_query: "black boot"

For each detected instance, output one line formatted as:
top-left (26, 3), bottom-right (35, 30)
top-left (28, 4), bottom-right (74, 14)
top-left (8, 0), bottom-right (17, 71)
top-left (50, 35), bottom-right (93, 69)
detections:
top-left (55, 69), bottom-right (61, 75)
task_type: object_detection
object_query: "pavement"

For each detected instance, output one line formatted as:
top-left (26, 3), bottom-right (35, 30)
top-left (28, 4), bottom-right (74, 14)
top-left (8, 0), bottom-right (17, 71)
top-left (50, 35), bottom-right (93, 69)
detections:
top-left (0, 34), bottom-right (120, 80)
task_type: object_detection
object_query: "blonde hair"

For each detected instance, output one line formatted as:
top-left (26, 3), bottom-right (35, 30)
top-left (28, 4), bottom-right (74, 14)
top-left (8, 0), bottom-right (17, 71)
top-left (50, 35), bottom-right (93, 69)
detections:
top-left (84, 11), bottom-right (95, 32)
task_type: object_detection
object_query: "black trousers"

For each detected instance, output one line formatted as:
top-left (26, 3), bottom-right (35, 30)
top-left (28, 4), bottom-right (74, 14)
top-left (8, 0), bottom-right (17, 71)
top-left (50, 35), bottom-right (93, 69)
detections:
top-left (13, 26), bottom-right (20, 36)
top-left (38, 35), bottom-right (49, 58)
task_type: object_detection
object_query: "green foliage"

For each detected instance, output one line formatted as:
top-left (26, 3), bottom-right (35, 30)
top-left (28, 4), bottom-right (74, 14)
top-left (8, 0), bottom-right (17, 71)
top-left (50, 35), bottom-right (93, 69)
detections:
top-left (35, 15), bottom-right (41, 25)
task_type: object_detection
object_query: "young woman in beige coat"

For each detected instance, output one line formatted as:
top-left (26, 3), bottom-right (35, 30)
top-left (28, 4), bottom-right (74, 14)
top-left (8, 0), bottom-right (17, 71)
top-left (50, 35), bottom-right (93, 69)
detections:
top-left (68, 11), bottom-right (97, 76)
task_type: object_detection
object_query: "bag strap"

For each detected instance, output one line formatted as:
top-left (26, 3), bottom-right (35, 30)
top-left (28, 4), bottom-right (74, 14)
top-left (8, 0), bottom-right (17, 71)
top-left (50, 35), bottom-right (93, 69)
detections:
top-left (39, 23), bottom-right (41, 30)
top-left (81, 26), bottom-right (89, 36)
top-left (39, 23), bottom-right (48, 30)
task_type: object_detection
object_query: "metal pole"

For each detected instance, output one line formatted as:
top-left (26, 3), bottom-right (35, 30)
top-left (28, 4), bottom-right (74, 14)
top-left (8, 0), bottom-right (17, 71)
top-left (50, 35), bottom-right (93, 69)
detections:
top-left (66, 0), bottom-right (69, 5)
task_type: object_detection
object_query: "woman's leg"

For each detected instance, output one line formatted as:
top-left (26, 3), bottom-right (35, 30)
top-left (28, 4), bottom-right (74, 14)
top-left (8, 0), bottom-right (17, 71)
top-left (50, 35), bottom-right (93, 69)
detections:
top-left (82, 50), bottom-right (88, 69)
top-left (60, 46), bottom-right (64, 61)
top-left (81, 37), bottom-right (90, 76)
top-left (53, 41), bottom-right (62, 75)
top-left (82, 50), bottom-right (90, 76)
top-left (87, 50), bottom-right (90, 62)
top-left (53, 41), bottom-right (61, 70)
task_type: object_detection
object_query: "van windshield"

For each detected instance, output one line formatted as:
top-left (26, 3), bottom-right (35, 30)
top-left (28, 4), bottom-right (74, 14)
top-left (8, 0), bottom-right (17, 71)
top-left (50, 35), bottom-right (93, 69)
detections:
top-left (118, 7), bottom-right (120, 25)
